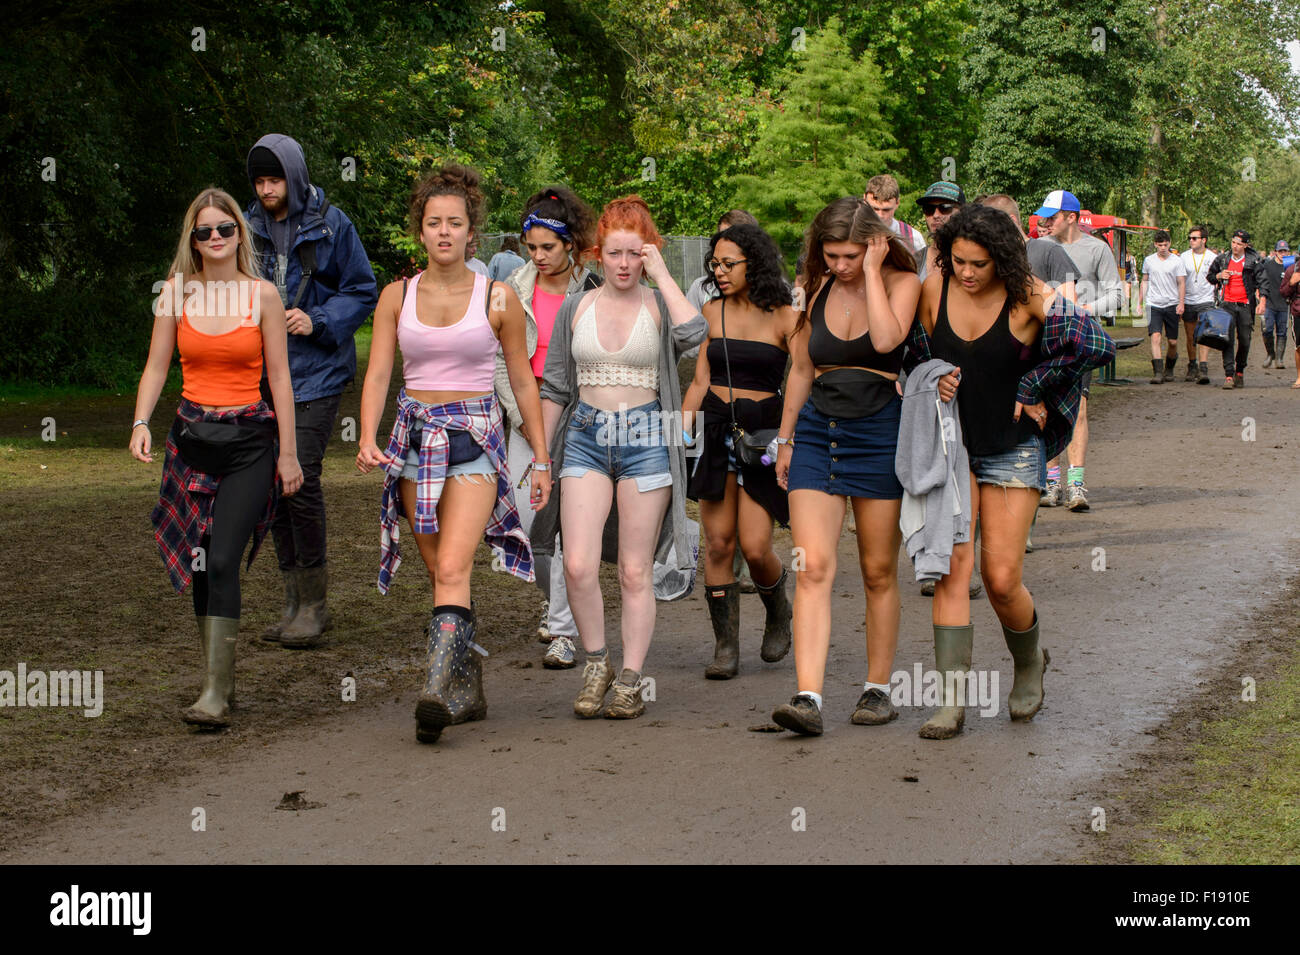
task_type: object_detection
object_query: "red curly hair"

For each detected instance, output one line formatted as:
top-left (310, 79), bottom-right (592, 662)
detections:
top-left (587, 195), bottom-right (663, 259)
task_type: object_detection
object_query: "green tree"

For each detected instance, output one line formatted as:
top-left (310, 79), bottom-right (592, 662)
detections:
top-left (1207, 145), bottom-right (1300, 249)
top-left (726, 18), bottom-right (903, 262)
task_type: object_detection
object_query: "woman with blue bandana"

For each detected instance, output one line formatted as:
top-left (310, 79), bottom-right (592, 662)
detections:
top-left (492, 186), bottom-right (603, 670)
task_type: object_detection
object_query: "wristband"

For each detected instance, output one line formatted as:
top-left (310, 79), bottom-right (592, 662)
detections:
top-left (773, 436), bottom-right (793, 446)
top-left (132, 419), bottom-right (150, 430)
top-left (532, 462), bottom-right (550, 472)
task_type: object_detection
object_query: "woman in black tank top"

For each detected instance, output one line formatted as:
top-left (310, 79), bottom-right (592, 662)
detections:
top-left (767, 197), bottom-right (921, 736)
top-left (913, 204), bottom-right (1055, 740)
top-left (682, 224), bottom-right (797, 679)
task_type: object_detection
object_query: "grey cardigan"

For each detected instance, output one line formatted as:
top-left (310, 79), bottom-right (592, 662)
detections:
top-left (492, 260), bottom-right (599, 432)
top-left (531, 287), bottom-right (707, 572)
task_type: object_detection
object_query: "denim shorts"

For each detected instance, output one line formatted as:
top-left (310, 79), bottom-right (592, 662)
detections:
top-left (560, 399), bottom-right (673, 492)
top-left (968, 434), bottom-right (1046, 490)
top-left (400, 445), bottom-right (495, 481)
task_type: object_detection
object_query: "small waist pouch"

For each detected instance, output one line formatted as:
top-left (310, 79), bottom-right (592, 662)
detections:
top-left (810, 368), bottom-right (897, 419)
top-left (410, 423), bottom-right (482, 465)
top-left (171, 417), bottom-right (275, 476)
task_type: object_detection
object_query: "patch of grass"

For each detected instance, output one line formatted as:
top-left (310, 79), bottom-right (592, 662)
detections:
top-left (1129, 654), bottom-right (1300, 864)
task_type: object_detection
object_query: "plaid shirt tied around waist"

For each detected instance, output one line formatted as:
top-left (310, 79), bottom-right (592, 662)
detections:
top-left (150, 398), bottom-right (278, 594)
top-left (907, 296), bottom-right (1115, 461)
top-left (377, 390), bottom-right (533, 594)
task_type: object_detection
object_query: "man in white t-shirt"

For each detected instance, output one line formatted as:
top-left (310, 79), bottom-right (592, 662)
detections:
top-left (864, 173), bottom-right (927, 267)
top-left (1140, 229), bottom-right (1187, 384)
top-left (1180, 225), bottom-right (1218, 383)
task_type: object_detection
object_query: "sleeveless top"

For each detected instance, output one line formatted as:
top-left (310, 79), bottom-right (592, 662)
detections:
top-left (929, 275), bottom-right (1043, 457)
top-left (399, 271), bottom-right (499, 391)
top-left (177, 298), bottom-right (263, 407)
top-left (707, 338), bottom-right (786, 393)
top-left (571, 289), bottom-right (659, 389)
top-left (807, 276), bottom-right (905, 375)
top-left (530, 286), bottom-right (566, 377)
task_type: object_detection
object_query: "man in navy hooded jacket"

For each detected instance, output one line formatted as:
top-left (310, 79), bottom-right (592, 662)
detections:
top-left (245, 133), bottom-right (378, 647)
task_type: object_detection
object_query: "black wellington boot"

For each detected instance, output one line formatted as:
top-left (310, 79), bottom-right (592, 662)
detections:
top-left (415, 607), bottom-right (488, 743)
top-left (755, 567), bottom-right (793, 663)
top-left (704, 582), bottom-right (740, 679)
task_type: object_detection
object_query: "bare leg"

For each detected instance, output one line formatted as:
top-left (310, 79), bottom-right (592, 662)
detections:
top-left (614, 479), bottom-right (670, 673)
top-left (398, 474), bottom-right (498, 607)
top-left (736, 485), bottom-right (782, 587)
top-left (977, 484), bottom-right (1040, 630)
top-left (788, 489), bottom-right (846, 696)
top-left (559, 471), bottom-right (615, 652)
top-left (851, 496), bottom-right (903, 685)
top-left (699, 477), bottom-right (739, 586)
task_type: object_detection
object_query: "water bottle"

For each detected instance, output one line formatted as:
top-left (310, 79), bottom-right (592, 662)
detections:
top-left (760, 437), bottom-right (780, 467)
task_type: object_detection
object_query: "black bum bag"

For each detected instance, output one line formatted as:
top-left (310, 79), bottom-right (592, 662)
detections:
top-left (171, 416), bottom-right (276, 476)
top-left (810, 368), bottom-right (898, 419)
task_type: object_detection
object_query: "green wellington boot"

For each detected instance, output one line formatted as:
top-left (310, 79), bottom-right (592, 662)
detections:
top-left (704, 582), bottom-right (741, 679)
top-left (182, 616), bottom-right (239, 728)
top-left (261, 567), bottom-right (300, 643)
top-left (918, 624), bottom-right (974, 740)
top-left (1002, 613), bottom-right (1050, 721)
top-left (755, 567), bottom-right (793, 663)
top-left (279, 564), bottom-right (331, 649)
top-left (414, 608), bottom-right (488, 743)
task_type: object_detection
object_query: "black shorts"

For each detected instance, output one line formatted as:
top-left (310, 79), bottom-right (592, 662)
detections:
top-left (1184, 301), bottom-right (1214, 324)
top-left (1147, 305), bottom-right (1180, 338)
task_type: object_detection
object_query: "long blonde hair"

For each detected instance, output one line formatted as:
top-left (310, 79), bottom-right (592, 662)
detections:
top-left (165, 188), bottom-right (258, 282)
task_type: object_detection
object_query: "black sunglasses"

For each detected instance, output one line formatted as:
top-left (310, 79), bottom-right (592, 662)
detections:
top-left (922, 203), bottom-right (957, 215)
top-left (1188, 234), bottom-right (1204, 240)
top-left (192, 223), bottom-right (238, 241)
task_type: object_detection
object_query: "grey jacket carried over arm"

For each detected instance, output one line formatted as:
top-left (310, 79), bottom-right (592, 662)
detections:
top-left (530, 287), bottom-right (707, 576)
top-left (896, 359), bottom-right (971, 582)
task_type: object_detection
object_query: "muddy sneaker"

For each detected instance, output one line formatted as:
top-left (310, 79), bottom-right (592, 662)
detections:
top-left (1263, 357), bottom-right (1274, 369)
top-left (536, 601), bottom-right (552, 643)
top-left (772, 694), bottom-right (824, 736)
top-left (603, 677), bottom-right (646, 719)
top-left (1065, 481), bottom-right (1090, 512)
top-left (850, 687), bottom-right (898, 725)
top-left (543, 635), bottom-right (577, 669)
top-left (1222, 376), bottom-right (1235, 389)
top-left (1235, 372), bottom-right (1244, 388)
top-left (1039, 479), bottom-right (1061, 507)
top-left (573, 654), bottom-right (615, 718)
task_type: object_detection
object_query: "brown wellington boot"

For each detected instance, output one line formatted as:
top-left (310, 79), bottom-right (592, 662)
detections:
top-left (918, 624), bottom-right (973, 740)
top-left (261, 568), bottom-right (300, 643)
top-left (1002, 612), bottom-right (1050, 721)
top-left (280, 564), bottom-right (331, 649)
top-left (704, 582), bottom-right (740, 679)
top-left (755, 568), bottom-right (793, 663)
top-left (182, 616), bottom-right (239, 728)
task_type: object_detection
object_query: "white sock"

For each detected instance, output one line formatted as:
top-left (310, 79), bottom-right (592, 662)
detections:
top-left (796, 690), bottom-right (823, 711)
top-left (863, 681), bottom-right (890, 694)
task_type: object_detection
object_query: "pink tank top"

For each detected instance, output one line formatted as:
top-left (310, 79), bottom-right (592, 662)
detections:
top-left (530, 287), bottom-right (565, 377)
top-left (399, 271), bottom-right (499, 391)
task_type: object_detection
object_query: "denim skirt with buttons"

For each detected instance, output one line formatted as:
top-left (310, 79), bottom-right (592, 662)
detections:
top-left (786, 395), bottom-right (903, 499)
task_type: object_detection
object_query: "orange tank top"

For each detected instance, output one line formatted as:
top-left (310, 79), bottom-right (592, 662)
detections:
top-left (178, 305), bottom-right (264, 408)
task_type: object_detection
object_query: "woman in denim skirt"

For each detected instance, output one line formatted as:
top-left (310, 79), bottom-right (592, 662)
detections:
top-left (770, 197), bottom-right (921, 736)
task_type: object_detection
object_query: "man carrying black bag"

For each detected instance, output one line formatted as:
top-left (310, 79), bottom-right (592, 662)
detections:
top-left (1207, 229), bottom-right (1265, 389)
top-left (245, 134), bottom-right (378, 647)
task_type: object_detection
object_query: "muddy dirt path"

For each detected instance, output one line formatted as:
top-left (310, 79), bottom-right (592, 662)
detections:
top-left (8, 358), bottom-right (1299, 864)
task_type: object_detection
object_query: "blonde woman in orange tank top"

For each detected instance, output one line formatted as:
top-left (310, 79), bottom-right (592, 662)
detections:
top-left (130, 188), bottom-right (302, 730)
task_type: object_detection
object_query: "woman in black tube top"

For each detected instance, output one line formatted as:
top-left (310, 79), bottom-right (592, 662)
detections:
top-left (684, 224), bottom-right (796, 681)
top-left (769, 197), bottom-right (921, 736)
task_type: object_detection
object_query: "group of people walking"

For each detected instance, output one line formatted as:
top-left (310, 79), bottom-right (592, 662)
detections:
top-left (131, 135), bottom-right (1113, 745)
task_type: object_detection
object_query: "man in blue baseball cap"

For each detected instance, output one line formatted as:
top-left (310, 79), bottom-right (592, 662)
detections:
top-left (916, 181), bottom-right (966, 280)
top-left (1034, 189), bottom-right (1123, 513)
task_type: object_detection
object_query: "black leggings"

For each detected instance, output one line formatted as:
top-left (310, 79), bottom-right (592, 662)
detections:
top-left (191, 448), bottom-right (276, 619)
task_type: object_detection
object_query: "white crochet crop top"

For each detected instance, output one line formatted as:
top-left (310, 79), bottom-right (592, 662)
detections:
top-left (571, 291), bottom-right (659, 389)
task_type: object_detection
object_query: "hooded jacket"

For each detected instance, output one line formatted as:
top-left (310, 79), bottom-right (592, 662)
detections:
top-left (244, 134), bottom-right (378, 403)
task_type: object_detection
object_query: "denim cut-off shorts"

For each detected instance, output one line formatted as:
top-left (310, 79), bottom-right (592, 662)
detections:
top-left (968, 434), bottom-right (1047, 491)
top-left (560, 399), bottom-right (673, 492)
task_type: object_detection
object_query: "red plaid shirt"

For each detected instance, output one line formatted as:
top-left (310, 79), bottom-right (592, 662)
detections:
top-left (150, 398), bottom-right (278, 594)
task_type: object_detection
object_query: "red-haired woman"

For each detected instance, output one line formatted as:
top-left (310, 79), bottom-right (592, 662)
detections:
top-left (130, 187), bottom-right (303, 729)
top-left (492, 186), bottom-right (601, 669)
top-left (771, 197), bottom-right (921, 736)
top-left (357, 164), bottom-right (551, 744)
top-left (533, 195), bottom-right (706, 720)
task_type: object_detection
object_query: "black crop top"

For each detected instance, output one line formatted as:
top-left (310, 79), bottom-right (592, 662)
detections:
top-left (707, 338), bottom-right (788, 393)
top-left (807, 276), bottom-right (905, 375)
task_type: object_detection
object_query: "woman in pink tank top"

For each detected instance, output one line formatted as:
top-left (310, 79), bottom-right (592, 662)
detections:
top-left (356, 164), bottom-right (552, 746)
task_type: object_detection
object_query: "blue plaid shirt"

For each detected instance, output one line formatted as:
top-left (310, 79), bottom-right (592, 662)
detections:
top-left (377, 390), bottom-right (532, 594)
top-left (906, 296), bottom-right (1115, 461)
